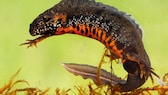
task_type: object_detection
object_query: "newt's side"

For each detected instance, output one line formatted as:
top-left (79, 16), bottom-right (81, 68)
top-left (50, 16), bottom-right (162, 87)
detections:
top-left (21, 0), bottom-right (158, 92)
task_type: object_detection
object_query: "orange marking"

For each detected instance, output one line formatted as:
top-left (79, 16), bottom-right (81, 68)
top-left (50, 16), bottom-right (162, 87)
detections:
top-left (57, 24), bottom-right (123, 58)
top-left (125, 54), bottom-right (146, 78)
top-left (86, 26), bottom-right (91, 36)
top-left (126, 54), bottom-right (138, 63)
top-left (56, 24), bottom-right (124, 59)
top-left (80, 25), bottom-right (86, 35)
top-left (97, 29), bottom-right (103, 41)
top-left (55, 27), bottom-right (64, 34)
top-left (90, 26), bottom-right (94, 38)
top-left (53, 13), bottom-right (67, 23)
top-left (68, 26), bottom-right (74, 32)
top-left (81, 25), bottom-right (86, 35)
top-left (77, 25), bottom-right (83, 34)
top-left (109, 40), bottom-right (115, 46)
top-left (94, 26), bottom-right (99, 39)
top-left (105, 36), bottom-right (111, 46)
top-left (112, 45), bottom-right (123, 58)
top-left (105, 38), bottom-right (123, 58)
top-left (122, 59), bottom-right (126, 63)
top-left (102, 34), bottom-right (123, 58)
top-left (101, 32), bottom-right (106, 42)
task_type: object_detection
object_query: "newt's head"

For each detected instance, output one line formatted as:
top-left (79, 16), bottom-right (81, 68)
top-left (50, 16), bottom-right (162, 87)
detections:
top-left (29, 12), bottom-right (67, 36)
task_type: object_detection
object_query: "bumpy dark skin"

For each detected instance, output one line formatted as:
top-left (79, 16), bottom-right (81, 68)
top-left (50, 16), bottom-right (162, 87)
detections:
top-left (21, 0), bottom-right (158, 92)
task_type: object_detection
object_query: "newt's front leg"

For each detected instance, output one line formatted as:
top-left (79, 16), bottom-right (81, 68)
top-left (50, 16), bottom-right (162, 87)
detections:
top-left (20, 35), bottom-right (51, 48)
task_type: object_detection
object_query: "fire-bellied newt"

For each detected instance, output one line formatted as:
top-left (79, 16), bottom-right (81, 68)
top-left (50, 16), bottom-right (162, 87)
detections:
top-left (21, 0), bottom-right (159, 92)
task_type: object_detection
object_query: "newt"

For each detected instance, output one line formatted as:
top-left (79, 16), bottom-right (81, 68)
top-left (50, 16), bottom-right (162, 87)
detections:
top-left (21, 0), bottom-right (159, 92)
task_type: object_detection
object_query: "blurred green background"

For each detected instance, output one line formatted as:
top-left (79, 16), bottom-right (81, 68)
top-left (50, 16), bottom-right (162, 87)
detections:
top-left (0, 0), bottom-right (168, 94)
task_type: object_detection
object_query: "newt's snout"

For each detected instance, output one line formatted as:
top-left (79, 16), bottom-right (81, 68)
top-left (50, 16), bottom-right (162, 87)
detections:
top-left (29, 23), bottom-right (37, 36)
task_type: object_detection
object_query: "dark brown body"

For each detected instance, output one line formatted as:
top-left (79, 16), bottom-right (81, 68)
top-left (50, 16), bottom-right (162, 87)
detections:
top-left (22, 0), bottom-right (157, 92)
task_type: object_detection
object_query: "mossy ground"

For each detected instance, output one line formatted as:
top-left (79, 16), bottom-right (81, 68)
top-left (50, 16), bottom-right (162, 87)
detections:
top-left (1, 69), bottom-right (168, 95)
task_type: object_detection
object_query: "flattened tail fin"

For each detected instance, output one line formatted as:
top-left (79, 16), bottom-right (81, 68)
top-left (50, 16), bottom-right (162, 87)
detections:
top-left (62, 63), bottom-right (125, 86)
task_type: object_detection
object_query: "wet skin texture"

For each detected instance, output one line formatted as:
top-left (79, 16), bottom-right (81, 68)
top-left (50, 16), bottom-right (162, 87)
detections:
top-left (22, 0), bottom-right (158, 92)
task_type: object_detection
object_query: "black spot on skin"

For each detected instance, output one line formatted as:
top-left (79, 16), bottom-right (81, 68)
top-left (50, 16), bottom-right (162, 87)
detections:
top-left (99, 30), bottom-right (103, 41)
top-left (107, 38), bottom-right (112, 45)
top-left (108, 46), bottom-right (113, 49)
top-left (61, 30), bottom-right (65, 33)
top-left (81, 29), bottom-right (84, 34)
top-left (85, 28), bottom-right (88, 35)
top-left (92, 28), bottom-right (96, 35)
top-left (72, 22), bottom-right (76, 28)
top-left (105, 32), bottom-right (111, 39)
top-left (77, 25), bottom-right (80, 31)
top-left (89, 24), bottom-right (93, 29)
top-left (96, 30), bottom-right (99, 37)
top-left (115, 41), bottom-right (125, 50)
top-left (88, 34), bottom-right (92, 38)
top-left (71, 31), bottom-right (75, 34)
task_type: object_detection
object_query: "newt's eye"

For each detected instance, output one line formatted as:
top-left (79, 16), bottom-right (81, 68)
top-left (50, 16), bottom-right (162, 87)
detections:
top-left (38, 20), bottom-right (44, 26)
